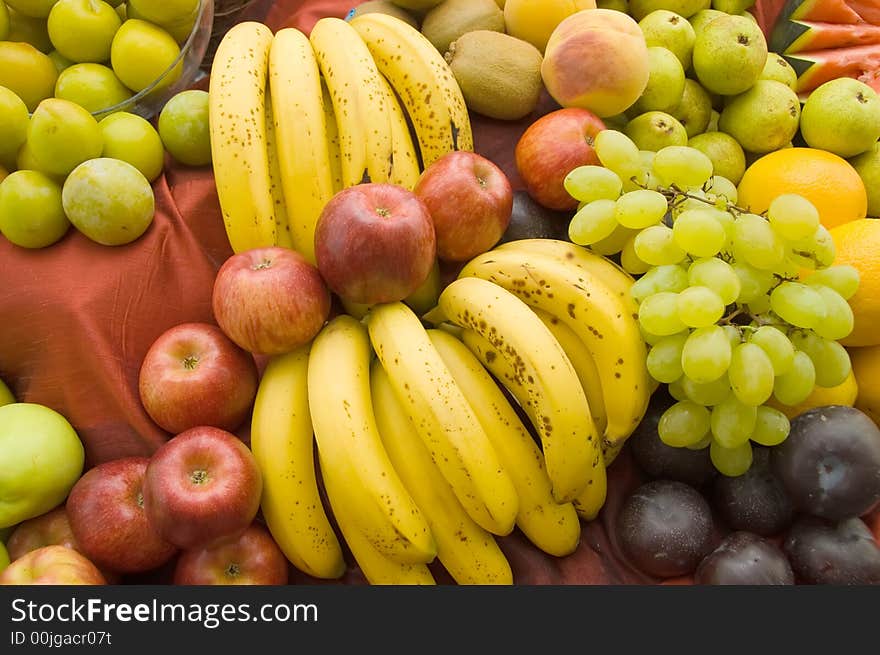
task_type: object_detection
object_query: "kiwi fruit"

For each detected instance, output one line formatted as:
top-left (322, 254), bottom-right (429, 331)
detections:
top-left (446, 30), bottom-right (544, 121)
top-left (420, 0), bottom-right (505, 55)
top-left (390, 0), bottom-right (445, 13)
top-left (349, 0), bottom-right (420, 28)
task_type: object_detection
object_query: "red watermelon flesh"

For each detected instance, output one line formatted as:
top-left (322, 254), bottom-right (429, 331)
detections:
top-left (774, 19), bottom-right (880, 52)
top-left (860, 68), bottom-right (880, 91)
top-left (785, 44), bottom-right (880, 91)
top-left (781, 0), bottom-right (865, 23)
top-left (846, 0), bottom-right (880, 24)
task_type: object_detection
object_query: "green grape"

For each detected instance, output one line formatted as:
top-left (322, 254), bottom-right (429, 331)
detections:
top-left (0, 170), bottom-right (70, 248)
top-left (681, 325), bottom-right (732, 384)
top-left (0, 85), bottom-right (29, 168)
top-left (733, 263), bottom-right (773, 304)
top-left (710, 395), bottom-right (757, 449)
top-left (54, 62), bottom-right (133, 114)
top-left (789, 331), bottom-right (852, 388)
top-left (614, 189), bottom-right (668, 229)
top-left (47, 0), bottom-right (122, 64)
top-left (769, 281), bottom-right (826, 329)
top-left (110, 19), bottom-right (182, 93)
top-left (748, 325), bottom-right (794, 376)
top-left (658, 401), bottom-right (712, 447)
top-left (687, 257), bottom-right (740, 305)
top-left (593, 129), bottom-right (641, 181)
top-left (563, 165), bottom-right (622, 204)
top-left (633, 224), bottom-right (686, 266)
top-left (672, 208), bottom-right (726, 257)
top-left (630, 264), bottom-right (689, 304)
top-left (589, 223), bottom-right (636, 256)
top-left (787, 224), bottom-right (836, 270)
top-left (157, 89), bottom-right (211, 167)
top-left (27, 97), bottom-right (104, 177)
top-left (751, 406), bottom-right (790, 447)
top-left (732, 213), bottom-right (785, 270)
top-left (647, 332), bottom-right (688, 383)
top-left (668, 377), bottom-right (688, 401)
top-left (728, 342), bottom-right (775, 406)
top-left (705, 175), bottom-right (737, 205)
top-left (620, 235), bottom-right (651, 275)
top-left (722, 325), bottom-right (742, 350)
top-left (811, 285), bottom-right (855, 341)
top-left (767, 193), bottom-right (820, 241)
top-left (746, 293), bottom-right (772, 314)
top-left (775, 256), bottom-right (804, 280)
top-left (638, 291), bottom-right (687, 336)
top-left (803, 265), bottom-right (860, 300)
top-left (652, 145), bottom-right (714, 188)
top-left (685, 434), bottom-right (713, 450)
top-left (772, 350), bottom-right (816, 406)
top-left (98, 111), bottom-right (165, 182)
top-left (639, 323), bottom-right (672, 346)
top-left (676, 286), bottom-right (725, 328)
top-left (710, 439), bottom-right (754, 477)
top-left (568, 199), bottom-right (619, 245)
top-left (682, 373), bottom-right (731, 406)
top-left (670, 188), bottom-right (708, 217)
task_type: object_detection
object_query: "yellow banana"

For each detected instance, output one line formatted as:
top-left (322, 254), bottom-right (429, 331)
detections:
top-left (250, 345), bottom-right (345, 579)
top-left (349, 12), bottom-right (473, 168)
top-left (321, 79), bottom-right (344, 195)
top-left (264, 92), bottom-right (292, 249)
top-left (371, 360), bottom-right (513, 584)
top-left (307, 315), bottom-right (436, 564)
top-left (458, 249), bottom-right (650, 449)
top-left (378, 73), bottom-right (421, 190)
top-left (433, 277), bottom-right (600, 504)
top-left (310, 17), bottom-right (393, 187)
top-left (458, 328), bottom-right (608, 521)
top-left (366, 301), bottom-right (518, 536)
top-left (208, 21), bottom-right (276, 252)
top-left (268, 27), bottom-right (335, 265)
top-left (319, 452), bottom-right (436, 585)
top-left (427, 329), bottom-right (582, 557)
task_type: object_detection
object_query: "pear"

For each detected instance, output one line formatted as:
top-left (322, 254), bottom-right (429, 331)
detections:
top-left (800, 78), bottom-right (880, 158)
top-left (718, 80), bottom-right (800, 154)
top-left (688, 131), bottom-right (746, 184)
top-left (671, 78), bottom-right (713, 137)
top-left (689, 8), bottom-right (724, 35)
top-left (849, 141), bottom-right (880, 217)
top-left (638, 9), bottom-right (696, 70)
top-left (597, 0), bottom-right (630, 11)
top-left (629, 0), bottom-right (710, 21)
top-left (624, 110), bottom-right (688, 150)
top-left (758, 52), bottom-right (798, 91)
top-left (632, 46), bottom-right (686, 114)
top-left (711, 0), bottom-right (755, 12)
top-left (692, 14), bottom-right (768, 95)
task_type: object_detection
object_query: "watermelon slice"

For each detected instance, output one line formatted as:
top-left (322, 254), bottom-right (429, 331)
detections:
top-left (777, 0), bottom-right (865, 23)
top-left (771, 19), bottom-right (880, 52)
top-left (846, 0), bottom-right (880, 24)
top-left (785, 44), bottom-right (880, 91)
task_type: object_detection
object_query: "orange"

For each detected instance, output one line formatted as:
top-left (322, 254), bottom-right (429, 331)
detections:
top-left (737, 147), bottom-right (868, 230)
top-left (829, 219), bottom-right (880, 346)
top-left (849, 344), bottom-right (880, 427)
top-left (766, 370), bottom-right (858, 420)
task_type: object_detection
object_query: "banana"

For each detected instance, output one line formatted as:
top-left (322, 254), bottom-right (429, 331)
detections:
top-left (459, 329), bottom-right (608, 522)
top-left (319, 452), bottom-right (436, 585)
top-left (208, 21), bottom-right (277, 252)
top-left (530, 306), bottom-right (608, 437)
top-left (321, 79), bottom-right (344, 194)
top-left (371, 360), bottom-right (513, 584)
top-left (378, 73), bottom-right (422, 190)
top-left (250, 345), bottom-right (345, 579)
top-left (433, 277), bottom-right (600, 504)
top-left (365, 301), bottom-right (518, 536)
top-left (458, 249), bottom-right (650, 449)
top-left (310, 17), bottom-right (393, 187)
top-left (307, 315), bottom-right (436, 564)
top-left (348, 12), bottom-right (473, 168)
top-left (427, 329), bottom-right (582, 557)
top-left (268, 27), bottom-right (335, 264)
top-left (264, 91), bottom-right (292, 249)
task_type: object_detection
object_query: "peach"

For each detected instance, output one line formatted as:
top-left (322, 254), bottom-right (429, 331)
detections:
top-left (541, 8), bottom-right (650, 118)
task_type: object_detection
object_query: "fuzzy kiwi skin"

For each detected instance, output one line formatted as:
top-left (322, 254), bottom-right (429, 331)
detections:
top-left (420, 0), bottom-right (505, 55)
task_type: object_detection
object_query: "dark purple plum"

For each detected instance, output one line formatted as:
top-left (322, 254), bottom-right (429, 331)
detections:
top-left (771, 406), bottom-right (880, 520)
top-left (616, 479), bottom-right (715, 578)
top-left (695, 531), bottom-right (794, 585)
top-left (784, 516), bottom-right (880, 585)
top-left (713, 446), bottom-right (794, 537)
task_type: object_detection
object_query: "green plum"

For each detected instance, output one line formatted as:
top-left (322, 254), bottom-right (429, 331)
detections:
top-left (27, 97), bottom-right (104, 177)
top-left (157, 89), bottom-right (212, 166)
top-left (54, 63), bottom-right (132, 114)
top-left (99, 111), bottom-right (164, 181)
top-left (0, 170), bottom-right (70, 248)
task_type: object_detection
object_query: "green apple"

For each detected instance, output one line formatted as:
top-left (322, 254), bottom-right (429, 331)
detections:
top-left (639, 9), bottom-right (696, 70)
top-left (849, 141), bottom-right (880, 217)
top-left (625, 110), bottom-right (688, 151)
top-left (671, 78), bottom-right (713, 138)
top-left (0, 377), bottom-right (14, 406)
top-left (718, 79), bottom-right (801, 154)
top-left (0, 403), bottom-right (85, 529)
top-left (800, 78), bottom-right (880, 158)
top-left (759, 52), bottom-right (797, 91)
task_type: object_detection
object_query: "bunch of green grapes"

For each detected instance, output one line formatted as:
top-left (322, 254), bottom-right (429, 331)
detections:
top-left (564, 130), bottom-right (860, 477)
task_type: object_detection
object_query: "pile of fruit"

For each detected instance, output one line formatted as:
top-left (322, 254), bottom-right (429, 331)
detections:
top-left (1, 0), bottom-right (880, 586)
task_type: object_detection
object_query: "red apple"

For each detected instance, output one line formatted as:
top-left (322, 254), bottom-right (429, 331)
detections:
top-left (514, 107), bottom-right (606, 211)
top-left (143, 426), bottom-right (262, 550)
top-left (314, 183), bottom-right (436, 305)
top-left (212, 247), bottom-right (331, 356)
top-left (0, 545), bottom-right (106, 585)
top-left (138, 322), bottom-right (258, 435)
top-left (173, 523), bottom-right (288, 585)
top-left (6, 507), bottom-right (78, 560)
top-left (414, 151), bottom-right (513, 262)
top-left (66, 457), bottom-right (178, 574)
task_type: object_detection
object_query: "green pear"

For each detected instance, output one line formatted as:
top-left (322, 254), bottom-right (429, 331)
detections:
top-left (758, 52), bottom-right (798, 91)
top-left (849, 140), bottom-right (880, 217)
top-left (688, 131), bottom-right (746, 184)
top-left (632, 46), bottom-right (686, 114)
top-left (629, 0), bottom-right (710, 20)
top-left (671, 78), bottom-right (713, 137)
top-left (718, 79), bottom-right (800, 153)
top-left (639, 9), bottom-right (696, 70)
top-left (689, 8), bottom-right (724, 35)
top-left (597, 0), bottom-right (630, 12)
top-left (692, 14), bottom-right (768, 95)
top-left (800, 78), bottom-right (880, 158)
top-left (711, 0), bottom-right (755, 12)
top-left (624, 110), bottom-right (688, 150)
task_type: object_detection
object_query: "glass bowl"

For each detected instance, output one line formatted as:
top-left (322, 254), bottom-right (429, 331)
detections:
top-left (91, 0), bottom-right (215, 121)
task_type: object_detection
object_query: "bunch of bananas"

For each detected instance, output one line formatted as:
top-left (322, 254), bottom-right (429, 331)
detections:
top-left (207, 13), bottom-right (473, 263)
top-left (250, 239), bottom-right (652, 585)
